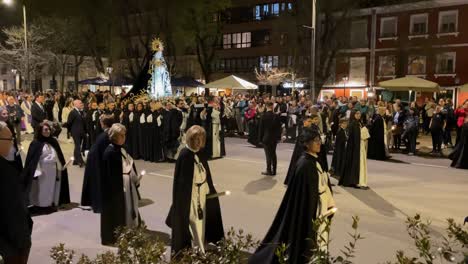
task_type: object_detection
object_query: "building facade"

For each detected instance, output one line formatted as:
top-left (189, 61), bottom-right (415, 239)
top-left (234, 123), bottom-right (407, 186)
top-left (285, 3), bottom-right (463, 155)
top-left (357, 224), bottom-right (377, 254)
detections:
top-left (212, 0), bottom-right (309, 95)
top-left (321, 0), bottom-right (468, 106)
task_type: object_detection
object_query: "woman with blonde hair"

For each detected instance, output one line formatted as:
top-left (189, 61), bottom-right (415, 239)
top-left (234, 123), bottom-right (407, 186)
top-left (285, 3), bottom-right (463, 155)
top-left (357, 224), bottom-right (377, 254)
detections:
top-left (166, 125), bottom-right (224, 256)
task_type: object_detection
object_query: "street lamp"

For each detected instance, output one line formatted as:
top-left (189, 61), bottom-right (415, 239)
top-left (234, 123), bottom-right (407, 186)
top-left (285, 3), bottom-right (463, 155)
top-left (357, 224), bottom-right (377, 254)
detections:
top-left (106, 66), bottom-right (114, 94)
top-left (2, 0), bottom-right (29, 92)
top-left (11, 69), bottom-right (17, 91)
top-left (342, 76), bottom-right (349, 97)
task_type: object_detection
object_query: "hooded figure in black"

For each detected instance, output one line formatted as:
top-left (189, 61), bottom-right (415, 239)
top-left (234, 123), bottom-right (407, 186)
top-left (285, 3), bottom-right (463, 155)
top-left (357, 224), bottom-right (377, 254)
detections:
top-left (149, 104), bottom-right (164, 162)
top-left (331, 118), bottom-right (348, 178)
top-left (249, 129), bottom-right (334, 264)
top-left (165, 125), bottom-right (224, 257)
top-left (23, 122), bottom-right (71, 207)
top-left (81, 114), bottom-right (115, 213)
top-left (449, 117), bottom-right (468, 169)
top-left (367, 110), bottom-right (387, 160)
top-left (284, 115), bottom-right (327, 185)
top-left (101, 123), bottom-right (141, 246)
top-left (339, 110), bottom-right (361, 187)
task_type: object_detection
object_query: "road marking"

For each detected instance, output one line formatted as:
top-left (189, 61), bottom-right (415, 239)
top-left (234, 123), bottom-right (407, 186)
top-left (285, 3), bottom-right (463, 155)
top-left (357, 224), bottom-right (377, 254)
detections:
top-left (409, 163), bottom-right (448, 169)
top-left (148, 172), bottom-right (173, 179)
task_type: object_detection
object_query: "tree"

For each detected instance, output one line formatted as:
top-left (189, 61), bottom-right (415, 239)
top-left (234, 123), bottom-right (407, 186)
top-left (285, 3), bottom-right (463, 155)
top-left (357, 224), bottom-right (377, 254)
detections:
top-left (181, 0), bottom-right (231, 84)
top-left (0, 24), bottom-right (51, 92)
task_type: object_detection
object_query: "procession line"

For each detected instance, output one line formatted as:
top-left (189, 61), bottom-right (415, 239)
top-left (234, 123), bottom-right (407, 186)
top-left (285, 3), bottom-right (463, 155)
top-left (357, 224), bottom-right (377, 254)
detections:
top-left (148, 172), bottom-right (174, 179)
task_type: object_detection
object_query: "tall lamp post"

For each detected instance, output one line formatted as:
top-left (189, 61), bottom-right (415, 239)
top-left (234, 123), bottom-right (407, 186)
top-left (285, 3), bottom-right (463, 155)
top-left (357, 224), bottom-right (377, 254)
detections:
top-left (106, 66), bottom-right (114, 94)
top-left (302, 0), bottom-right (317, 102)
top-left (3, 0), bottom-right (29, 92)
top-left (11, 69), bottom-right (17, 91)
top-left (342, 76), bottom-right (349, 97)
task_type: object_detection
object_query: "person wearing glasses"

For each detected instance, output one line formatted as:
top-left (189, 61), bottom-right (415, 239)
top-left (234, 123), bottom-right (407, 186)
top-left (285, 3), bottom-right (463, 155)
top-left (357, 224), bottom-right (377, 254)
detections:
top-left (22, 122), bottom-right (70, 211)
top-left (249, 129), bottom-right (335, 264)
top-left (0, 121), bottom-right (33, 264)
top-left (166, 125), bottom-right (224, 257)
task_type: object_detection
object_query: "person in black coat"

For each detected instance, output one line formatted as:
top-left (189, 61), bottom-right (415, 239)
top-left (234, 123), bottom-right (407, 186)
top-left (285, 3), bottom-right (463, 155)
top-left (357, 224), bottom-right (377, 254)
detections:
top-left (284, 114), bottom-right (326, 185)
top-left (249, 129), bottom-right (334, 264)
top-left (66, 100), bottom-right (86, 167)
top-left (339, 110), bottom-right (361, 188)
top-left (449, 116), bottom-right (468, 169)
top-left (165, 125), bottom-right (224, 257)
top-left (0, 106), bottom-right (23, 172)
top-left (331, 118), bottom-right (348, 178)
top-left (81, 115), bottom-right (115, 213)
top-left (367, 107), bottom-right (388, 160)
top-left (0, 122), bottom-right (32, 264)
top-left (122, 103), bottom-right (138, 158)
top-left (392, 103), bottom-right (406, 150)
top-left (31, 94), bottom-right (47, 130)
top-left (85, 102), bottom-right (100, 147)
top-left (101, 123), bottom-right (141, 246)
top-left (258, 102), bottom-right (281, 176)
top-left (430, 106), bottom-right (445, 154)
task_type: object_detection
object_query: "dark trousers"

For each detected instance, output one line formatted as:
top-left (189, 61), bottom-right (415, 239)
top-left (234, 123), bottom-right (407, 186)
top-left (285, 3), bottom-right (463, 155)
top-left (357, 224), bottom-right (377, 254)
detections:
top-left (456, 126), bottom-right (462, 145)
top-left (393, 134), bottom-right (402, 149)
top-left (3, 247), bottom-right (30, 264)
top-left (404, 130), bottom-right (417, 154)
top-left (431, 129), bottom-right (443, 152)
top-left (263, 142), bottom-right (277, 174)
top-left (443, 127), bottom-right (453, 145)
top-left (72, 134), bottom-right (84, 164)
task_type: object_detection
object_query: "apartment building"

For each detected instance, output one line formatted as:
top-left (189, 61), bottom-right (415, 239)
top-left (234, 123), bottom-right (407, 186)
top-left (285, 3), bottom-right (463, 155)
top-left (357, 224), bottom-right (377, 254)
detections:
top-left (320, 0), bottom-right (468, 106)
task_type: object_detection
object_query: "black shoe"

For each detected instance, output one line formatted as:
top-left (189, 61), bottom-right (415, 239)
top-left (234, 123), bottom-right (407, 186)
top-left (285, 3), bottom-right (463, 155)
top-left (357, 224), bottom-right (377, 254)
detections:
top-left (261, 171), bottom-right (273, 176)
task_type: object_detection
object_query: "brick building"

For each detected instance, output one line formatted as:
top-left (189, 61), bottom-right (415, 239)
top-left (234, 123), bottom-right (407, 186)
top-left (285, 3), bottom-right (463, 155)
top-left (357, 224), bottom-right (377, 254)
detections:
top-left (320, 0), bottom-right (468, 106)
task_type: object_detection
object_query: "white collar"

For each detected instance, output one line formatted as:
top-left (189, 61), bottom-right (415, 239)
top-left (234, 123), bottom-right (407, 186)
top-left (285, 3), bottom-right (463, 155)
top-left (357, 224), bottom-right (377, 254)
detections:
top-left (186, 144), bottom-right (198, 153)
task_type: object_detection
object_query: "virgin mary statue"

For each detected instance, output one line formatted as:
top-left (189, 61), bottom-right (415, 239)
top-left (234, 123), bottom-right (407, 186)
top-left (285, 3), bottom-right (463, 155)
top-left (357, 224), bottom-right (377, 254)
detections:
top-left (148, 38), bottom-right (172, 98)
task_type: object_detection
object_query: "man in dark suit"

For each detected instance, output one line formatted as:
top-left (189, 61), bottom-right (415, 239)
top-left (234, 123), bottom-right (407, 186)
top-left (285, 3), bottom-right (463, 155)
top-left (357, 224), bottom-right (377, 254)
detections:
top-left (259, 102), bottom-right (281, 176)
top-left (67, 100), bottom-right (86, 167)
top-left (31, 94), bottom-right (46, 130)
top-left (0, 122), bottom-right (32, 264)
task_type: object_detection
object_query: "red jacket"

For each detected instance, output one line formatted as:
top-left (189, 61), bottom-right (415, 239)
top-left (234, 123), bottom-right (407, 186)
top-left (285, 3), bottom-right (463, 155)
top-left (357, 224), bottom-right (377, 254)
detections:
top-left (454, 108), bottom-right (466, 128)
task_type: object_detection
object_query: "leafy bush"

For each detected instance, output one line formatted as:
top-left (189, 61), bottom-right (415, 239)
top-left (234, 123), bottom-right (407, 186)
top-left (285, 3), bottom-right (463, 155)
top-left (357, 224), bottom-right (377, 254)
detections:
top-left (50, 215), bottom-right (468, 264)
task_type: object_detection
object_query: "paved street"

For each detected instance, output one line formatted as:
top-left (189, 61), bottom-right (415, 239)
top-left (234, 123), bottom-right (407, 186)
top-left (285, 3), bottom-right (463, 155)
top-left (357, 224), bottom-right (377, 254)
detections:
top-left (24, 134), bottom-right (468, 263)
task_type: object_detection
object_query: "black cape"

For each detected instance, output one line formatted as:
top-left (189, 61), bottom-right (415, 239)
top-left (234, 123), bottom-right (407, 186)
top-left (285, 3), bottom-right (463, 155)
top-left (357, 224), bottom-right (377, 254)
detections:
top-left (101, 144), bottom-right (140, 245)
top-left (149, 110), bottom-right (164, 162)
top-left (331, 127), bottom-right (347, 178)
top-left (122, 111), bottom-right (139, 159)
top-left (249, 153), bottom-right (322, 264)
top-left (339, 121), bottom-right (361, 187)
top-left (22, 138), bottom-right (71, 206)
top-left (202, 107), bottom-right (226, 158)
top-left (165, 148), bottom-right (224, 256)
top-left (449, 123), bottom-right (468, 169)
top-left (81, 131), bottom-right (110, 213)
top-left (284, 125), bottom-right (328, 185)
top-left (367, 114), bottom-right (387, 161)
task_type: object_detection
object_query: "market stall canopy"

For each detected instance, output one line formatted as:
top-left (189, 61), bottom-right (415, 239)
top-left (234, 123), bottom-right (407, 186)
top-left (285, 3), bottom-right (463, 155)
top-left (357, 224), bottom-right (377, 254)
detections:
top-left (460, 83), bottom-right (468, 92)
top-left (378, 76), bottom-right (440, 92)
top-left (171, 76), bottom-right (204, 87)
top-left (79, 76), bottom-right (133, 86)
top-left (205, 75), bottom-right (258, 90)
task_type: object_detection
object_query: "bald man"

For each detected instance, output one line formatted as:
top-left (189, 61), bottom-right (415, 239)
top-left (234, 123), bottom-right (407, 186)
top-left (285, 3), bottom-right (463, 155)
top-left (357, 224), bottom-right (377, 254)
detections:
top-left (0, 122), bottom-right (32, 264)
top-left (66, 100), bottom-right (86, 167)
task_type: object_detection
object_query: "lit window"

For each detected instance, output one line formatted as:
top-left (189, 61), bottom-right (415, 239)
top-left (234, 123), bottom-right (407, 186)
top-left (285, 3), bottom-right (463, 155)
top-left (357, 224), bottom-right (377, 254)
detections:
top-left (272, 3), bottom-right (280, 16)
top-left (410, 14), bottom-right (428, 35)
top-left (380, 17), bottom-right (397, 37)
top-left (263, 4), bottom-right (270, 16)
top-left (242, 32), bottom-right (251, 48)
top-left (436, 52), bottom-right (456, 73)
top-left (378, 56), bottom-right (396, 76)
top-left (272, 56), bottom-right (279, 67)
top-left (254, 6), bottom-right (261, 20)
top-left (232, 33), bottom-right (242, 48)
top-left (408, 55), bottom-right (426, 75)
top-left (223, 34), bottom-right (231, 49)
top-left (439, 10), bottom-right (458, 33)
top-left (288, 3), bottom-right (293, 10)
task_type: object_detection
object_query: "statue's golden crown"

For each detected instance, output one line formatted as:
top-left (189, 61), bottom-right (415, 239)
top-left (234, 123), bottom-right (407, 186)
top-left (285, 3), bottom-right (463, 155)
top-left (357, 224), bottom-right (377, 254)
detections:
top-left (151, 38), bottom-right (164, 52)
